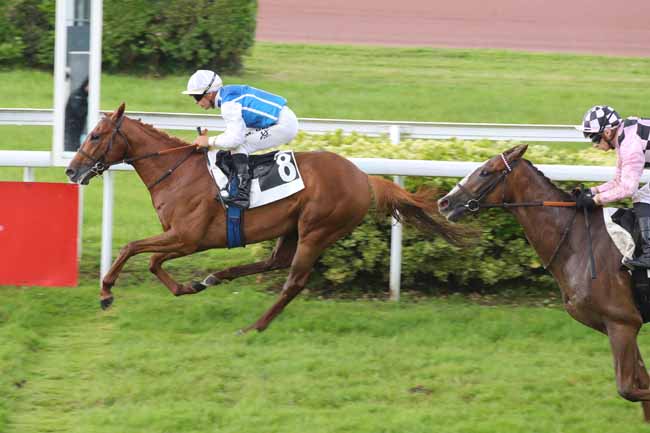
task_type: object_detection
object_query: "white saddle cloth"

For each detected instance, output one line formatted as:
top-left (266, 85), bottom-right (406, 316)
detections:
top-left (603, 207), bottom-right (635, 263)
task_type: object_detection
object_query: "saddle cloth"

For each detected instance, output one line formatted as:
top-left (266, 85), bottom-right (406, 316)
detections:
top-left (206, 149), bottom-right (305, 208)
top-left (604, 207), bottom-right (650, 323)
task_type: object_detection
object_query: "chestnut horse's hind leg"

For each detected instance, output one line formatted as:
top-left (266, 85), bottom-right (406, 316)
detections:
top-left (195, 232), bottom-right (298, 290)
top-left (239, 240), bottom-right (321, 334)
top-left (240, 223), bottom-right (358, 334)
top-left (606, 321), bottom-right (650, 410)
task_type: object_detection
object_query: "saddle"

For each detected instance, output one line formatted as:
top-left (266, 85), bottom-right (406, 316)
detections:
top-left (609, 208), bottom-right (650, 322)
top-left (213, 150), bottom-right (278, 182)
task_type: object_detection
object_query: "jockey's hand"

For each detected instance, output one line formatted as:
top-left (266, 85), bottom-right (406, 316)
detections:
top-left (575, 190), bottom-right (596, 210)
top-left (193, 135), bottom-right (210, 148)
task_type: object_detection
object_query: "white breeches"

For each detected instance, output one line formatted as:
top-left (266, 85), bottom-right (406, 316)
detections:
top-left (633, 183), bottom-right (650, 205)
top-left (232, 106), bottom-right (299, 155)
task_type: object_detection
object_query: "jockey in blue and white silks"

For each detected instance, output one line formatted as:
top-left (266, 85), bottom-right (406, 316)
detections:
top-left (183, 69), bottom-right (299, 208)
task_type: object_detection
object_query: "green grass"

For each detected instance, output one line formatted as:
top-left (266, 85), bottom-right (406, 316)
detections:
top-left (2, 283), bottom-right (650, 433)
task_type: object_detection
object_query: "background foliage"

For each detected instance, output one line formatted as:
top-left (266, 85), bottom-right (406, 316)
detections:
top-left (0, 0), bottom-right (257, 73)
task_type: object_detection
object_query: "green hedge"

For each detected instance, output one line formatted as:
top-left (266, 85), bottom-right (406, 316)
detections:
top-left (0, 0), bottom-right (257, 73)
top-left (264, 133), bottom-right (617, 294)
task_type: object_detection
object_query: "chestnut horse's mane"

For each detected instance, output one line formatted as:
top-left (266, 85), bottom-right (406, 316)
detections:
top-left (127, 116), bottom-right (191, 148)
top-left (523, 159), bottom-right (572, 200)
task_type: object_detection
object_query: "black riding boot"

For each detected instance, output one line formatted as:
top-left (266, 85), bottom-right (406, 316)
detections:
top-left (225, 153), bottom-right (251, 209)
top-left (627, 214), bottom-right (650, 269)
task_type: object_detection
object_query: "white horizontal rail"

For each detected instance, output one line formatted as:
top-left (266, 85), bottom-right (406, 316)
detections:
top-left (0, 150), bottom-right (642, 182)
top-left (0, 108), bottom-right (589, 142)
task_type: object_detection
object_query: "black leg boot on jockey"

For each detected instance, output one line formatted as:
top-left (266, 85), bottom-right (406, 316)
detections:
top-left (627, 203), bottom-right (650, 268)
top-left (225, 153), bottom-right (251, 209)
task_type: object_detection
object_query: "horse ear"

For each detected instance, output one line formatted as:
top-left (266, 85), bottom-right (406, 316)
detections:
top-left (505, 144), bottom-right (528, 161)
top-left (111, 102), bottom-right (126, 121)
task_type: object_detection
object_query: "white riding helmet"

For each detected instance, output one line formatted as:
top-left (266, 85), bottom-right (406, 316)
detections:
top-left (181, 70), bottom-right (223, 96)
top-left (575, 105), bottom-right (621, 137)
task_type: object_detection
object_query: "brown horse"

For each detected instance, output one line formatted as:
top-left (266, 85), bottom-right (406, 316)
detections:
top-left (65, 103), bottom-right (471, 332)
top-left (437, 144), bottom-right (650, 421)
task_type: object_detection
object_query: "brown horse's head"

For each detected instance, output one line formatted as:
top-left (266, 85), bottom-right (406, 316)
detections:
top-left (437, 144), bottom-right (528, 221)
top-left (66, 102), bottom-right (129, 185)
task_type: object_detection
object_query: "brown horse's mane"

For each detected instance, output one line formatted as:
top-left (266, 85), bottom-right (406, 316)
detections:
top-left (127, 116), bottom-right (191, 148)
top-left (523, 159), bottom-right (572, 200)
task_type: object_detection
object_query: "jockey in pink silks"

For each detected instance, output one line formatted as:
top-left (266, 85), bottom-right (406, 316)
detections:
top-left (575, 105), bottom-right (650, 268)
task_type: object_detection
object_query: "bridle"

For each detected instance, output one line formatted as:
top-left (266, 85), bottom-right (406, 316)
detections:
top-left (76, 115), bottom-right (130, 178)
top-left (77, 115), bottom-right (199, 189)
top-left (457, 153), bottom-right (518, 212)
top-left (454, 152), bottom-right (579, 270)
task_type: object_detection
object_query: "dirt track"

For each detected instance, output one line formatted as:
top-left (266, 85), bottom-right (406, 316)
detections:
top-left (257, 0), bottom-right (650, 56)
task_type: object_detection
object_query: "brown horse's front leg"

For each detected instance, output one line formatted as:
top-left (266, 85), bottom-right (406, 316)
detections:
top-left (635, 346), bottom-right (650, 422)
top-left (606, 320), bottom-right (650, 416)
top-left (100, 230), bottom-right (193, 308)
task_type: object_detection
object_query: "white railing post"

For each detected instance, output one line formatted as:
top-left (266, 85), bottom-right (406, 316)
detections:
top-left (77, 186), bottom-right (84, 260)
top-left (389, 125), bottom-right (403, 301)
top-left (100, 170), bottom-right (114, 280)
top-left (23, 167), bottom-right (34, 182)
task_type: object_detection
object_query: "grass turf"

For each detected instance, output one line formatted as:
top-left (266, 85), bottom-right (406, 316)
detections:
top-left (2, 283), bottom-right (650, 433)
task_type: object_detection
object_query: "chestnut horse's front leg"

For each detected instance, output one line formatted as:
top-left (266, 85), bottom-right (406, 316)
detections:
top-left (100, 230), bottom-right (196, 309)
top-left (149, 251), bottom-right (201, 296)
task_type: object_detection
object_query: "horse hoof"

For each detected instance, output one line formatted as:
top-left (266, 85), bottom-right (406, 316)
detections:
top-left (100, 296), bottom-right (114, 310)
top-left (202, 275), bottom-right (222, 286)
top-left (191, 281), bottom-right (207, 293)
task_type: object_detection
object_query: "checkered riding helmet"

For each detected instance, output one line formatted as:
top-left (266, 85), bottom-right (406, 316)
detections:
top-left (577, 105), bottom-right (622, 137)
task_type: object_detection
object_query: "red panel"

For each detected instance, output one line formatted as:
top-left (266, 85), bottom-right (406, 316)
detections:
top-left (0, 182), bottom-right (79, 287)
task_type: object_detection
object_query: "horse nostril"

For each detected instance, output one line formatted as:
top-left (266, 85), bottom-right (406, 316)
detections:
top-left (438, 198), bottom-right (449, 211)
top-left (65, 168), bottom-right (76, 178)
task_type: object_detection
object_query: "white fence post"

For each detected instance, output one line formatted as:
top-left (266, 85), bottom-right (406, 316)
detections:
top-left (389, 125), bottom-right (402, 301)
top-left (100, 170), bottom-right (114, 280)
top-left (23, 167), bottom-right (34, 182)
top-left (77, 187), bottom-right (84, 260)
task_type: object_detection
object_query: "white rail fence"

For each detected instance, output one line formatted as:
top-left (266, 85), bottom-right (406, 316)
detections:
top-left (1, 108), bottom-right (621, 299)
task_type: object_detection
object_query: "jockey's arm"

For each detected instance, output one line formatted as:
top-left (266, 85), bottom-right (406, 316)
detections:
top-left (208, 101), bottom-right (246, 150)
top-left (595, 135), bottom-right (646, 204)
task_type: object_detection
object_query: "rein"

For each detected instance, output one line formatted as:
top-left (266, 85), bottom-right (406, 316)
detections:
top-left (78, 116), bottom-right (200, 190)
top-left (457, 152), bottom-right (584, 270)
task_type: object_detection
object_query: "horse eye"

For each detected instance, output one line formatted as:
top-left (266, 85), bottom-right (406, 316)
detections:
top-left (479, 169), bottom-right (490, 177)
top-left (90, 133), bottom-right (100, 141)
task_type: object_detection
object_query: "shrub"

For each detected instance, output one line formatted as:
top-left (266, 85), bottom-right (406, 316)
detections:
top-left (0, 0), bottom-right (257, 73)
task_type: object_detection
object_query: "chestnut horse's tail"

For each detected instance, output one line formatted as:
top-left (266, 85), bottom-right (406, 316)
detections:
top-left (368, 176), bottom-right (475, 247)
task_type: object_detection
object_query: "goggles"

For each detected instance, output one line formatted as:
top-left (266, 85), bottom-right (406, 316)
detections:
top-left (190, 72), bottom-right (217, 102)
top-left (584, 132), bottom-right (603, 143)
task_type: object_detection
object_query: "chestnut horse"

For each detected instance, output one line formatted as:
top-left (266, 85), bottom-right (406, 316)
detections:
top-left (437, 144), bottom-right (650, 421)
top-left (66, 103), bottom-right (471, 332)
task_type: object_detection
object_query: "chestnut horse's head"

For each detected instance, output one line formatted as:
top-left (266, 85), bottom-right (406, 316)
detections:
top-left (437, 144), bottom-right (529, 222)
top-left (66, 102), bottom-right (129, 185)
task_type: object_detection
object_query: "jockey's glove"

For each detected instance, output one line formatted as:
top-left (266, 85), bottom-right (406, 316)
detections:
top-left (575, 189), bottom-right (596, 210)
